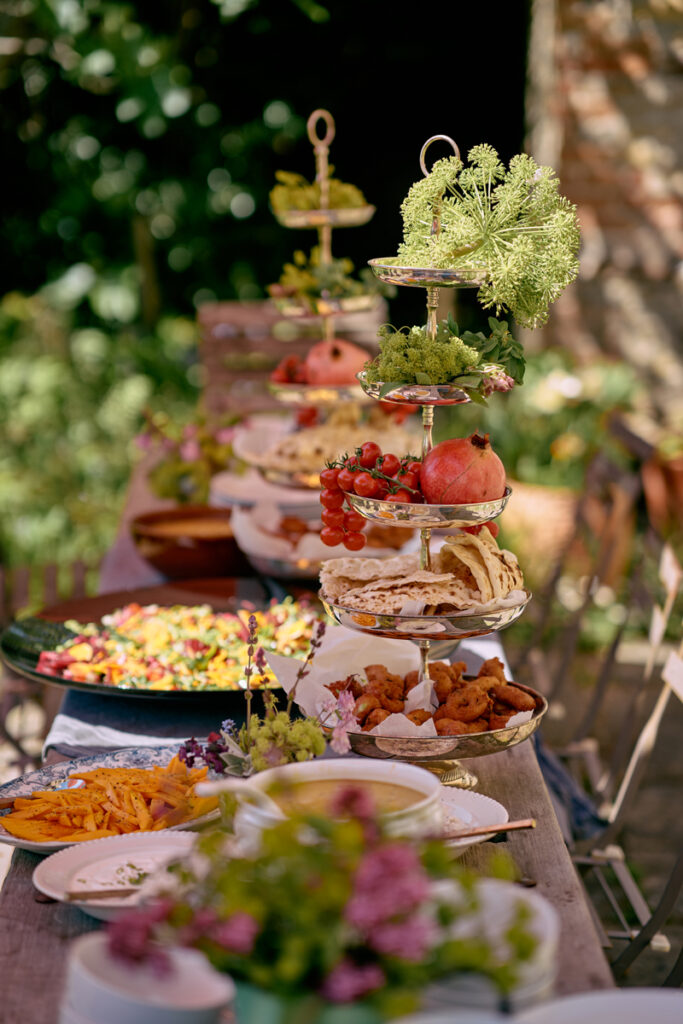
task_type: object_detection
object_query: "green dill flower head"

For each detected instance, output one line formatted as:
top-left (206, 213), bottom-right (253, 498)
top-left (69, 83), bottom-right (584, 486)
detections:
top-left (395, 144), bottom-right (580, 328)
top-left (365, 321), bottom-right (480, 386)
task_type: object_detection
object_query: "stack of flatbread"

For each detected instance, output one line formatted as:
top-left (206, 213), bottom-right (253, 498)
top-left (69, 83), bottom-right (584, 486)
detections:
top-left (319, 529), bottom-right (524, 615)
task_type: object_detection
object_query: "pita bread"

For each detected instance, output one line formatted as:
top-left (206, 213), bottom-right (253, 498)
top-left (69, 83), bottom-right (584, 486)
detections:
top-left (320, 530), bottom-right (525, 615)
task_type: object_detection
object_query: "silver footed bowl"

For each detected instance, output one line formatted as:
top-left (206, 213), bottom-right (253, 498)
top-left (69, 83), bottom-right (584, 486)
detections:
top-left (268, 380), bottom-right (371, 407)
top-left (256, 465), bottom-right (321, 490)
top-left (274, 205), bottom-right (376, 229)
top-left (346, 682), bottom-right (548, 768)
top-left (321, 589), bottom-right (531, 642)
top-left (272, 293), bottom-right (381, 319)
top-left (368, 258), bottom-right (487, 289)
top-left (344, 487), bottom-right (511, 529)
top-left (246, 553), bottom-right (321, 580)
top-left (357, 371), bottom-right (471, 406)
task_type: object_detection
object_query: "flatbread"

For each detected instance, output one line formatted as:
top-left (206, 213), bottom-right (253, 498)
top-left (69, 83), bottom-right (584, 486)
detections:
top-left (320, 530), bottom-right (524, 615)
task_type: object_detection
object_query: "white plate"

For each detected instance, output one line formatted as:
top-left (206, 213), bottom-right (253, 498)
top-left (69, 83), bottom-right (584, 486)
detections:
top-left (516, 989), bottom-right (683, 1024)
top-left (439, 789), bottom-right (509, 854)
top-left (210, 468), bottom-right (321, 513)
top-left (33, 830), bottom-right (197, 921)
top-left (0, 746), bottom-right (220, 854)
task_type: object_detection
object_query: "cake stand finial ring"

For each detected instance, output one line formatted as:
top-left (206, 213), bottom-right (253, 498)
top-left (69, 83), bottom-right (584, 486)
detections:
top-left (307, 108), bottom-right (335, 148)
top-left (420, 134), bottom-right (460, 176)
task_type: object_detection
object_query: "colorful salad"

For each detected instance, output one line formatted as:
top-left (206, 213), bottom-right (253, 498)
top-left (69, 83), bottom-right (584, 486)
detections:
top-left (36, 599), bottom-right (320, 692)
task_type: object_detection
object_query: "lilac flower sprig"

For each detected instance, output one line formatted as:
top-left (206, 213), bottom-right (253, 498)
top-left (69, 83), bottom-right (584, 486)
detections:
top-left (286, 618), bottom-right (326, 716)
top-left (243, 613), bottom-right (259, 731)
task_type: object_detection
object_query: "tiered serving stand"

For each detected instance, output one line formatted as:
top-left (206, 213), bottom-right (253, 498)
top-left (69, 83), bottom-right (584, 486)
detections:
top-left (320, 136), bottom-right (544, 786)
top-left (268, 108), bottom-right (377, 410)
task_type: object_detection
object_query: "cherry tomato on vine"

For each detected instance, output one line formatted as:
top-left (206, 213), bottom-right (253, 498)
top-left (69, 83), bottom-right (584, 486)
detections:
top-left (387, 489), bottom-right (412, 503)
top-left (354, 472), bottom-right (380, 498)
top-left (358, 441), bottom-right (382, 469)
top-left (320, 488), bottom-right (344, 509)
top-left (344, 456), bottom-right (359, 470)
top-left (378, 453), bottom-right (400, 477)
top-left (343, 509), bottom-right (366, 532)
top-left (342, 531), bottom-right (366, 551)
top-left (320, 526), bottom-right (345, 546)
top-left (375, 479), bottom-right (390, 499)
top-left (397, 470), bottom-right (419, 492)
top-left (321, 507), bottom-right (345, 528)
top-left (320, 467), bottom-right (341, 490)
top-left (405, 460), bottom-right (422, 476)
top-left (337, 467), bottom-right (357, 492)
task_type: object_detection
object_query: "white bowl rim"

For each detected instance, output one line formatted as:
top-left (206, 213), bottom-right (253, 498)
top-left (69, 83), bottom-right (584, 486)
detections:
top-left (245, 758), bottom-right (441, 819)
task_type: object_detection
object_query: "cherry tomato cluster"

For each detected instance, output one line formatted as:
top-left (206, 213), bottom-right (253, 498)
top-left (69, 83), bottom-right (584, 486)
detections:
top-left (319, 442), bottom-right (425, 549)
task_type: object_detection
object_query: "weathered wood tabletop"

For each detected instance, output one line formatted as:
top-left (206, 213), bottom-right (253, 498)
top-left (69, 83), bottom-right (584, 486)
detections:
top-left (0, 463), bottom-right (614, 1024)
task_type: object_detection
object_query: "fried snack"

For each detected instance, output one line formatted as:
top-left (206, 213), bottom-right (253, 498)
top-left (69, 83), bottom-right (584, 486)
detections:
top-left (323, 653), bottom-right (539, 738)
top-left (490, 683), bottom-right (537, 712)
top-left (0, 757), bottom-right (217, 844)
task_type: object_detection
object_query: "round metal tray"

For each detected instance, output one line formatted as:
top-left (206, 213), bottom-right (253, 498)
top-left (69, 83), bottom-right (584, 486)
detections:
top-left (268, 380), bottom-right (370, 407)
top-left (368, 258), bottom-right (487, 289)
top-left (357, 371), bottom-right (471, 406)
top-left (272, 293), bottom-right (381, 319)
top-left (247, 553), bottom-right (321, 580)
top-left (343, 487), bottom-right (511, 529)
top-left (273, 205), bottom-right (376, 229)
top-left (256, 464), bottom-right (321, 490)
top-left (322, 590), bottom-right (531, 642)
top-left (346, 682), bottom-right (547, 786)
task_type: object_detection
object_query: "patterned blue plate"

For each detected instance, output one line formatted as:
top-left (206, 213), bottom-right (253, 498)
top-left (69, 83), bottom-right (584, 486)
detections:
top-left (0, 745), bottom-right (220, 855)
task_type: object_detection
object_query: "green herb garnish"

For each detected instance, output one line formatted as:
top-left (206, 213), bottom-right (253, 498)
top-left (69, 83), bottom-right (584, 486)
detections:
top-left (397, 144), bottom-right (581, 328)
top-left (270, 169), bottom-right (367, 212)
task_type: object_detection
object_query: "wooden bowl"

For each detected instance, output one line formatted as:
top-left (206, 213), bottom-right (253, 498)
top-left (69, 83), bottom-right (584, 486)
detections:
top-left (130, 506), bottom-right (251, 579)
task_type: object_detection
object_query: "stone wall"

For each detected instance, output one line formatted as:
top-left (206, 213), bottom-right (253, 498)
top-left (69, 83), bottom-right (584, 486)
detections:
top-left (526, 0), bottom-right (683, 423)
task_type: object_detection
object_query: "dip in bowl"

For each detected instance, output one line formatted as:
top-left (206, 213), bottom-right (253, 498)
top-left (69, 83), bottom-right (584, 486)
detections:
top-left (231, 759), bottom-right (442, 848)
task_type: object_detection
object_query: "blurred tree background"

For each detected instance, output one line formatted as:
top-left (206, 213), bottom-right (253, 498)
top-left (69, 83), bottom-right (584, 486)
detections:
top-left (0, 0), bottom-right (533, 571)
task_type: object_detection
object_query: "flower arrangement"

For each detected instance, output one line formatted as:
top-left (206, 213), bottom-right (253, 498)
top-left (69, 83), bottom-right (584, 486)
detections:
top-left (108, 787), bottom-right (538, 1021)
top-left (136, 410), bottom-right (240, 504)
top-left (177, 614), bottom-right (330, 775)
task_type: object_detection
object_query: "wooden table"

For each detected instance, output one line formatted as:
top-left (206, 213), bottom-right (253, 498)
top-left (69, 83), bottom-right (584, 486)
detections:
top-left (0, 465), bottom-right (614, 1023)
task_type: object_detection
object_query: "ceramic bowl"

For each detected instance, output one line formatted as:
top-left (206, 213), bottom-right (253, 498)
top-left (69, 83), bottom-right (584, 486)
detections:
top-left (230, 759), bottom-right (442, 848)
top-left (130, 505), bottom-right (250, 579)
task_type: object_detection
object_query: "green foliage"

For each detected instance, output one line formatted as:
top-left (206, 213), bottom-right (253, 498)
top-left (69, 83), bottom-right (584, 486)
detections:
top-left (365, 320), bottom-right (480, 386)
top-left (270, 169), bottom-right (367, 211)
top-left (243, 711), bottom-right (326, 771)
top-left (271, 246), bottom-right (390, 309)
top-left (0, 291), bottom-right (198, 568)
top-left (397, 147), bottom-right (581, 328)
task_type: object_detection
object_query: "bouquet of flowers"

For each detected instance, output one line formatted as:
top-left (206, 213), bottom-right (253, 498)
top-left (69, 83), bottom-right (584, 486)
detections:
top-left (108, 786), bottom-right (539, 1021)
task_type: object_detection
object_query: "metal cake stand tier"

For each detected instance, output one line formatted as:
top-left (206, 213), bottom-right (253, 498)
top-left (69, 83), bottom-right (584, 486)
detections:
top-left (357, 371), bottom-right (471, 406)
top-left (346, 682), bottom-right (548, 788)
top-left (368, 257), bottom-right (486, 290)
top-left (274, 205), bottom-right (375, 230)
top-left (321, 590), bottom-right (531, 643)
top-left (344, 487), bottom-right (512, 529)
top-left (267, 380), bottom-right (371, 407)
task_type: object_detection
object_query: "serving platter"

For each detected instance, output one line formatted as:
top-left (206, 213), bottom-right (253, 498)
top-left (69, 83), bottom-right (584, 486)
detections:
top-left (32, 830), bottom-right (198, 919)
top-left (273, 205), bottom-right (376, 230)
top-left (272, 292), bottom-right (381, 319)
top-left (322, 590), bottom-right (531, 642)
top-left (0, 746), bottom-right (219, 854)
top-left (0, 578), bottom-right (319, 701)
top-left (343, 487), bottom-right (512, 529)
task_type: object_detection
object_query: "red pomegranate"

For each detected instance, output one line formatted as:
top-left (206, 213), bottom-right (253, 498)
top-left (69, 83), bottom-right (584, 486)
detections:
top-left (304, 338), bottom-right (368, 386)
top-left (420, 433), bottom-right (506, 505)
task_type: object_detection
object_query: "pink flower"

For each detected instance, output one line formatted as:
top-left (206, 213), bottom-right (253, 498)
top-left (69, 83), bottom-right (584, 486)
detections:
top-left (214, 427), bottom-right (235, 444)
top-left (107, 900), bottom-right (174, 975)
top-left (179, 439), bottom-right (201, 462)
top-left (321, 960), bottom-right (385, 1003)
top-left (482, 371), bottom-right (515, 396)
top-left (330, 784), bottom-right (376, 823)
top-left (369, 914), bottom-right (435, 961)
top-left (329, 690), bottom-right (356, 754)
top-left (346, 844), bottom-right (431, 932)
top-left (210, 912), bottom-right (259, 955)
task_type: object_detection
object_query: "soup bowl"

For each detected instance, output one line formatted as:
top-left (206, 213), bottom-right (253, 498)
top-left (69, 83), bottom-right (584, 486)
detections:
top-left (206, 759), bottom-right (443, 850)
